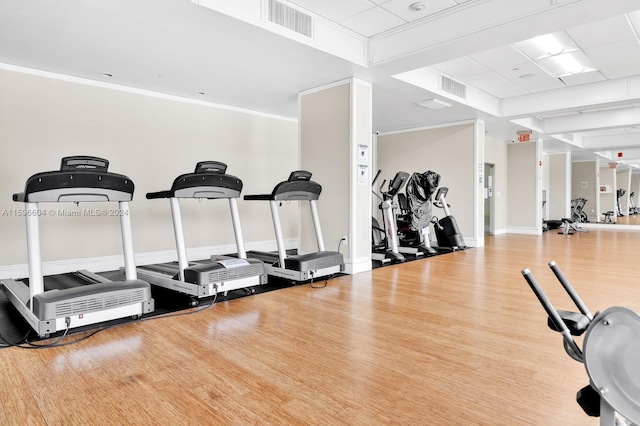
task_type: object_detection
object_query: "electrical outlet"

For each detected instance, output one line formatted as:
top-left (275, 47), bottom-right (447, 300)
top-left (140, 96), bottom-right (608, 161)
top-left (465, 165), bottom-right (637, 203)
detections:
top-left (341, 236), bottom-right (348, 245)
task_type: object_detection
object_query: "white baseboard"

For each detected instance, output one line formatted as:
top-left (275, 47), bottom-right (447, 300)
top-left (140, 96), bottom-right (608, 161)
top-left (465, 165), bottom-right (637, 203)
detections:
top-left (507, 226), bottom-right (542, 235)
top-left (345, 257), bottom-right (372, 275)
top-left (0, 239), bottom-right (296, 280)
top-left (463, 237), bottom-right (481, 247)
top-left (581, 223), bottom-right (640, 231)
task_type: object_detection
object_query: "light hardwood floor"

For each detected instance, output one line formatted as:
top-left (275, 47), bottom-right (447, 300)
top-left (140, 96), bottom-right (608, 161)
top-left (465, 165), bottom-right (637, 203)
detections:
top-left (2, 229), bottom-right (640, 425)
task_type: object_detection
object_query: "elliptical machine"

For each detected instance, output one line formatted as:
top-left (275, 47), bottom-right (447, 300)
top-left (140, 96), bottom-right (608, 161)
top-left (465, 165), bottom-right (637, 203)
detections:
top-left (371, 170), bottom-right (409, 264)
top-left (522, 263), bottom-right (640, 426)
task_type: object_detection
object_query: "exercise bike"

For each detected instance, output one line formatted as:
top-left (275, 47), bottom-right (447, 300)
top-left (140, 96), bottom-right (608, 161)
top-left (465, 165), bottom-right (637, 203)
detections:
top-left (522, 263), bottom-right (640, 425)
top-left (371, 170), bottom-right (409, 264)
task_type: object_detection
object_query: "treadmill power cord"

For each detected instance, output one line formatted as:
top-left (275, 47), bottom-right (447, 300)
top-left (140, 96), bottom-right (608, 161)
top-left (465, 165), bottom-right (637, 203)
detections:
top-left (22, 317), bottom-right (72, 349)
top-left (0, 329), bottom-right (31, 348)
top-left (309, 270), bottom-right (329, 289)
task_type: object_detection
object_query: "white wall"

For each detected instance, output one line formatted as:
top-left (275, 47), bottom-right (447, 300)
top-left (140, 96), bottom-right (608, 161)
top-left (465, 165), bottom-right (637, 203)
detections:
top-left (548, 152), bottom-right (571, 220)
top-left (572, 161), bottom-right (599, 222)
top-left (376, 122), bottom-right (480, 245)
top-left (599, 167), bottom-right (616, 220)
top-left (0, 68), bottom-right (299, 275)
top-left (507, 141), bottom-right (541, 234)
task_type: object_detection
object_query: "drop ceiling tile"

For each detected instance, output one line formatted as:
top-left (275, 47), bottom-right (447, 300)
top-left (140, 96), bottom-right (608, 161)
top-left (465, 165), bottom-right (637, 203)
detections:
top-left (431, 56), bottom-right (488, 79)
top-left (380, 0), bottom-right (457, 23)
top-left (340, 6), bottom-right (406, 37)
top-left (560, 71), bottom-right (607, 86)
top-left (600, 62), bottom-right (640, 80)
top-left (586, 38), bottom-right (640, 71)
top-left (566, 15), bottom-right (635, 49)
top-left (494, 61), bottom-right (566, 93)
top-left (464, 73), bottom-right (529, 98)
top-left (287, 0), bottom-right (375, 22)
top-left (470, 45), bottom-right (530, 72)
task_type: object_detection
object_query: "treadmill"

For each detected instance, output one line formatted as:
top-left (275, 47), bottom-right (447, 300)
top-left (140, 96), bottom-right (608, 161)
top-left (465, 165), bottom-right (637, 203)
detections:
top-left (244, 170), bottom-right (344, 281)
top-left (136, 161), bottom-right (267, 301)
top-left (0, 156), bottom-right (154, 338)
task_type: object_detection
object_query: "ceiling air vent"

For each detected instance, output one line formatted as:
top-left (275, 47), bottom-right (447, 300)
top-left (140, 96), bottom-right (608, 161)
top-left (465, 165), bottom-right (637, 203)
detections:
top-left (268, 0), bottom-right (313, 38)
top-left (441, 76), bottom-right (467, 99)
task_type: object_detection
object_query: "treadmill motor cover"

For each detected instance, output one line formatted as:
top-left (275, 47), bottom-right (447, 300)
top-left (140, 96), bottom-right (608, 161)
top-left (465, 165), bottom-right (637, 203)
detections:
top-left (32, 280), bottom-right (152, 320)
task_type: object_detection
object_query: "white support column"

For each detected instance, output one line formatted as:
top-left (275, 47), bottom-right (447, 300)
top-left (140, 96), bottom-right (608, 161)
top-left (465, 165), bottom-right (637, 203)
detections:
top-left (474, 120), bottom-right (486, 246)
top-left (298, 78), bottom-right (373, 274)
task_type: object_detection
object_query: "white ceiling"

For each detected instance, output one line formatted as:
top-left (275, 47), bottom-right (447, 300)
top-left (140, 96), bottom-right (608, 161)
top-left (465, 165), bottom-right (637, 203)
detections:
top-left (2, 0), bottom-right (640, 169)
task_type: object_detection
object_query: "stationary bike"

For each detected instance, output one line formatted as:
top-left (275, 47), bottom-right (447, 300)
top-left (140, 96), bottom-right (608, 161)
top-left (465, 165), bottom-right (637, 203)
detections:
top-left (522, 263), bottom-right (640, 426)
top-left (371, 170), bottom-right (409, 264)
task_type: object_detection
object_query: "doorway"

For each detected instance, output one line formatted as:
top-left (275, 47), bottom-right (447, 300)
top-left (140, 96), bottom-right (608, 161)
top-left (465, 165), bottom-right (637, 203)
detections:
top-left (484, 163), bottom-right (494, 235)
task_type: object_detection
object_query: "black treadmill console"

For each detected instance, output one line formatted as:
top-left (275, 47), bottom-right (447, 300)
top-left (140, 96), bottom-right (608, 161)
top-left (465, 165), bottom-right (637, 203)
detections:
top-left (195, 161), bottom-right (227, 174)
top-left (60, 156), bottom-right (109, 172)
top-left (146, 161), bottom-right (242, 200)
top-left (288, 170), bottom-right (312, 182)
top-left (14, 156), bottom-right (134, 203)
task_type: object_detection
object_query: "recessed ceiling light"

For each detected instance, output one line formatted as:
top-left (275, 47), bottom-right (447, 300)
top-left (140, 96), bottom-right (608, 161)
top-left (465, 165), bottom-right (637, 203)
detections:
top-left (519, 73), bottom-right (535, 79)
top-left (410, 2), bottom-right (427, 11)
top-left (101, 72), bottom-right (114, 78)
top-left (512, 31), bottom-right (598, 78)
top-left (196, 91), bottom-right (206, 95)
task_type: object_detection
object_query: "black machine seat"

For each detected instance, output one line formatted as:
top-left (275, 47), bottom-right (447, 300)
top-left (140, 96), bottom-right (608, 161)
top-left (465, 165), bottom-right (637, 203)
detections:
top-left (13, 156), bottom-right (134, 203)
top-left (397, 193), bottom-right (409, 213)
top-left (244, 170), bottom-right (322, 202)
top-left (146, 161), bottom-right (243, 200)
